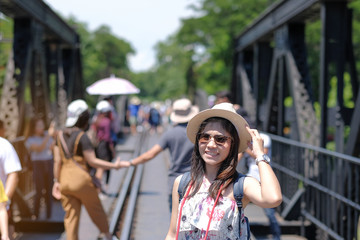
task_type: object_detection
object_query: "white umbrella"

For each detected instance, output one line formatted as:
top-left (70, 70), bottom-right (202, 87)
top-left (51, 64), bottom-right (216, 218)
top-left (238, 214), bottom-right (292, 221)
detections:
top-left (86, 74), bottom-right (140, 95)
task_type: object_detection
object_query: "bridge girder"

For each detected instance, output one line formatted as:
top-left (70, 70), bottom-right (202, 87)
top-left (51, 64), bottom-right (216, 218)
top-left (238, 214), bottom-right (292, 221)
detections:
top-left (233, 0), bottom-right (359, 156)
top-left (0, 0), bottom-right (83, 139)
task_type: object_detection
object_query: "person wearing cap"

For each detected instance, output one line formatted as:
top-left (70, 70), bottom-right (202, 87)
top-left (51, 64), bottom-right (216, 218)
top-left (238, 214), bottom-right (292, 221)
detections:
top-left (165, 102), bottom-right (282, 240)
top-left (93, 100), bottom-right (115, 187)
top-left (122, 98), bottom-right (199, 211)
top-left (52, 99), bottom-right (126, 240)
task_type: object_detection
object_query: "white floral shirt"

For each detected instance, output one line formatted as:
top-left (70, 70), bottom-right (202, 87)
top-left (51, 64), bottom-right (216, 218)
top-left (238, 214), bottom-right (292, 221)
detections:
top-left (177, 178), bottom-right (249, 240)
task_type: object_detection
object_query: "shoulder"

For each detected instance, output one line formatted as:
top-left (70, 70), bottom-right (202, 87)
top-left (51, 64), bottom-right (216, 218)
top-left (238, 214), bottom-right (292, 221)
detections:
top-left (0, 138), bottom-right (21, 169)
top-left (174, 174), bottom-right (183, 185)
top-left (0, 137), bottom-right (12, 147)
top-left (79, 132), bottom-right (93, 150)
top-left (172, 174), bottom-right (184, 194)
top-left (0, 138), bottom-right (18, 156)
top-left (233, 173), bottom-right (247, 193)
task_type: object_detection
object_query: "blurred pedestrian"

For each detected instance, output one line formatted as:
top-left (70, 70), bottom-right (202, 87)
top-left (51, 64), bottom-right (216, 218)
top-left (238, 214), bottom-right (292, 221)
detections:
top-left (102, 96), bottom-right (121, 145)
top-left (0, 120), bottom-right (22, 240)
top-left (165, 103), bottom-right (282, 239)
top-left (25, 117), bottom-right (55, 219)
top-left (245, 132), bottom-right (282, 240)
top-left (122, 98), bottom-right (199, 211)
top-left (214, 89), bottom-right (234, 105)
top-left (52, 99), bottom-right (127, 240)
top-left (94, 100), bottom-right (115, 188)
top-left (127, 96), bottom-right (141, 135)
top-left (148, 102), bottom-right (162, 134)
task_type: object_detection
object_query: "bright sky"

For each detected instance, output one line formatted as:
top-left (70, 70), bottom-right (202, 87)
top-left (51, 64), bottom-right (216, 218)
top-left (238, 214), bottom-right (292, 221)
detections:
top-left (44, 0), bottom-right (196, 72)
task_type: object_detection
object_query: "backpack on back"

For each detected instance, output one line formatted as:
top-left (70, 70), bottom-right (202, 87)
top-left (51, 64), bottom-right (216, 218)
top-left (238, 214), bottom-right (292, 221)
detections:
top-left (177, 171), bottom-right (250, 240)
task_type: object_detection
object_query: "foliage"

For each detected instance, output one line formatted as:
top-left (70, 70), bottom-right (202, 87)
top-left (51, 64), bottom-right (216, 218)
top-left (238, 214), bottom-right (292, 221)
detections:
top-left (173, 0), bottom-right (270, 95)
top-left (0, 17), bottom-right (13, 95)
top-left (305, 20), bottom-right (321, 101)
top-left (65, 16), bottom-right (135, 107)
top-left (328, 73), bottom-right (354, 108)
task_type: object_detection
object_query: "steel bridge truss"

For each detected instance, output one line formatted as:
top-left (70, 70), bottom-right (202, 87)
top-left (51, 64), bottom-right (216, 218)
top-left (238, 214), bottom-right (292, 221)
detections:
top-left (233, 0), bottom-right (359, 239)
top-left (0, 0), bottom-right (83, 139)
top-left (233, 0), bottom-right (359, 155)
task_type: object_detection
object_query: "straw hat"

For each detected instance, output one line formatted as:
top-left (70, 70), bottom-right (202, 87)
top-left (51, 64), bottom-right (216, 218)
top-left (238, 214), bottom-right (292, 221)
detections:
top-left (130, 96), bottom-right (141, 105)
top-left (170, 98), bottom-right (199, 124)
top-left (186, 102), bottom-right (251, 152)
top-left (65, 99), bottom-right (89, 127)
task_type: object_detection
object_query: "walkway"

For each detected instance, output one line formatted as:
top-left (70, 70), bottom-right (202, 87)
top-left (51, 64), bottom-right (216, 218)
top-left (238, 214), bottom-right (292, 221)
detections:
top-left (15, 131), bottom-right (307, 239)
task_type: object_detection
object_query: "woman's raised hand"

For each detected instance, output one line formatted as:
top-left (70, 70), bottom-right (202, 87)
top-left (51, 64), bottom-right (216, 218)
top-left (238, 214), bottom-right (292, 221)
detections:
top-left (245, 126), bottom-right (264, 158)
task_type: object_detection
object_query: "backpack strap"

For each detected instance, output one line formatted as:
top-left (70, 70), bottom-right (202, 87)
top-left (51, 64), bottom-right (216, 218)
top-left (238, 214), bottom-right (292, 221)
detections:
top-left (233, 172), bottom-right (246, 209)
top-left (234, 172), bottom-right (251, 240)
top-left (178, 171), bottom-right (191, 203)
top-left (73, 131), bottom-right (85, 156)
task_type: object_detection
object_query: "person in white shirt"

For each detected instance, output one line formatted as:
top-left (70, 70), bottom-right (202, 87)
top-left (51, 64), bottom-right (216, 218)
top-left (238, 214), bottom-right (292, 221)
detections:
top-left (0, 120), bottom-right (22, 240)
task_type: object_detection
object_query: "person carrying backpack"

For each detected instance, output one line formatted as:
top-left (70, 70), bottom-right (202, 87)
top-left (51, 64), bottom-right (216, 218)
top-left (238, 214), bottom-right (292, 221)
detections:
top-left (165, 102), bottom-right (282, 240)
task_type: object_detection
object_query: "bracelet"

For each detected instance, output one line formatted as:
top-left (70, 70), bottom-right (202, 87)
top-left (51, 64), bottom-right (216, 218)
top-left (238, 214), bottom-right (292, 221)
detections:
top-left (53, 178), bottom-right (59, 183)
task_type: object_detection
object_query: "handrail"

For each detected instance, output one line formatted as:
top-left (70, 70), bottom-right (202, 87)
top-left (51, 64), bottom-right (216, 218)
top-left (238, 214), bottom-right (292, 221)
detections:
top-left (268, 133), bottom-right (360, 164)
top-left (268, 132), bottom-right (360, 239)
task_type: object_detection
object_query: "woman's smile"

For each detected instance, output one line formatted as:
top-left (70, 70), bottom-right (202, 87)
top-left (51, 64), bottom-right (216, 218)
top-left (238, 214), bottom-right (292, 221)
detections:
top-left (199, 122), bottom-right (231, 165)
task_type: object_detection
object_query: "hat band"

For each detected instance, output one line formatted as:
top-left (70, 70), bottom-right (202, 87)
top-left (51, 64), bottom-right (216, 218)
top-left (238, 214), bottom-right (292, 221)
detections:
top-left (174, 108), bottom-right (191, 116)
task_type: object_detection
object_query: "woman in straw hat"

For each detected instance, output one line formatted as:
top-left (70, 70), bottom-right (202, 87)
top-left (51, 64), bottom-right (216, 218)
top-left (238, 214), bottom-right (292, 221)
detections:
top-left (165, 102), bottom-right (282, 240)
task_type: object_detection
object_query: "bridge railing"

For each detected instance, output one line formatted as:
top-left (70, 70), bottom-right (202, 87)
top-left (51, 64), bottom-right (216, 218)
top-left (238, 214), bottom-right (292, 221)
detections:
top-left (269, 133), bottom-right (360, 240)
top-left (10, 137), bottom-right (34, 218)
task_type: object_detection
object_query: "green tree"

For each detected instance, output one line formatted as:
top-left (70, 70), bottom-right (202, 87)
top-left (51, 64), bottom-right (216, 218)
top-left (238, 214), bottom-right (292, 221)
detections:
top-left (0, 16), bottom-right (13, 93)
top-left (66, 16), bottom-right (135, 106)
top-left (175, 0), bottom-right (270, 94)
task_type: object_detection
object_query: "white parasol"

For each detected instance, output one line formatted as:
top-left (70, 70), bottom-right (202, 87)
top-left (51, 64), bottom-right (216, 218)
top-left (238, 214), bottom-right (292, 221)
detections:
top-left (86, 74), bottom-right (140, 95)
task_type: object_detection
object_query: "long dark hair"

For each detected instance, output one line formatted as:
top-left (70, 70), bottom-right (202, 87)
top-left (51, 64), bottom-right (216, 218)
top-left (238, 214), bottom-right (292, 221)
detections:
top-left (188, 117), bottom-right (240, 200)
top-left (74, 110), bottom-right (90, 129)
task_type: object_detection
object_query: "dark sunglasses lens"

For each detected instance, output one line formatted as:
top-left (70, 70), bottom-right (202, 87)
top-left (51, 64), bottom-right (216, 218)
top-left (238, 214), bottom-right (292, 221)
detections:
top-left (214, 136), bottom-right (228, 144)
top-left (199, 133), bottom-right (210, 142)
top-left (198, 133), bottom-right (229, 145)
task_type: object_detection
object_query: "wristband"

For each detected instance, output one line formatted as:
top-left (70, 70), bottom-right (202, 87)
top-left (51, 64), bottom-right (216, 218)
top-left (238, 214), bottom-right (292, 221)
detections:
top-left (53, 178), bottom-right (59, 183)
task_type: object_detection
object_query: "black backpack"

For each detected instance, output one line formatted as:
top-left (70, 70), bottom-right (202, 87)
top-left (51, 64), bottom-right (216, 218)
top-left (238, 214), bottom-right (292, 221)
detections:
top-left (177, 171), bottom-right (251, 239)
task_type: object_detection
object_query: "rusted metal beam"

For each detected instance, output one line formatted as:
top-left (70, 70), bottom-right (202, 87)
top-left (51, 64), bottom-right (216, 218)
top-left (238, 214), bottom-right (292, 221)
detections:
top-left (0, 0), bottom-right (78, 45)
top-left (235, 0), bottom-right (349, 52)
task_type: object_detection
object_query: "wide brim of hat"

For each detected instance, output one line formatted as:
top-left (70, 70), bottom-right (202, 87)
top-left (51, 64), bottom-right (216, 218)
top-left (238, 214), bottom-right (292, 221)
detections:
top-left (65, 116), bottom-right (78, 127)
top-left (186, 108), bottom-right (251, 152)
top-left (170, 106), bottom-right (199, 124)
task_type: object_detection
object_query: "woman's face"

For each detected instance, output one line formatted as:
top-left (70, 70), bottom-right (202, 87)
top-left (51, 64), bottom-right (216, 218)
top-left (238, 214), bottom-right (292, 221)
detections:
top-left (35, 119), bottom-right (45, 135)
top-left (198, 122), bottom-right (232, 167)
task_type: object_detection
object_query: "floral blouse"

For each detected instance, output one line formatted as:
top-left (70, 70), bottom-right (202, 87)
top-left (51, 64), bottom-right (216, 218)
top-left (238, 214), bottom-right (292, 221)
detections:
top-left (177, 177), bottom-right (248, 240)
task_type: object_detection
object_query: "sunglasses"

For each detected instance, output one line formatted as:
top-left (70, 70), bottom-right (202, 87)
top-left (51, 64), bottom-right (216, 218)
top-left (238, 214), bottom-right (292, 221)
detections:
top-left (197, 133), bottom-right (232, 146)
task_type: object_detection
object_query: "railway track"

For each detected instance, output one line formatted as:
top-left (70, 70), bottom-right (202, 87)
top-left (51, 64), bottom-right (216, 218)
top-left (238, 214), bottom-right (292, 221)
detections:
top-left (109, 130), bottom-right (149, 240)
